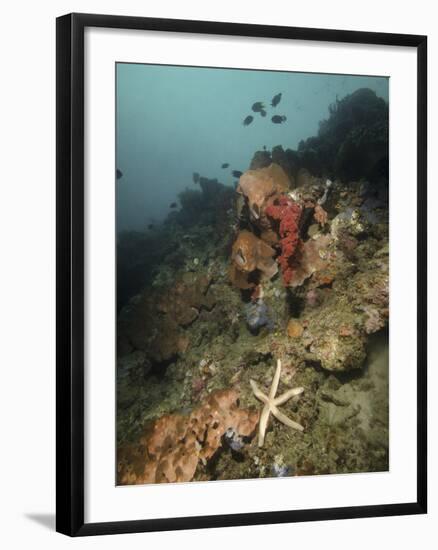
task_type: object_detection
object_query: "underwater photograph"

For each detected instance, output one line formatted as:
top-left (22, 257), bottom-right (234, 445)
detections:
top-left (116, 63), bottom-right (389, 485)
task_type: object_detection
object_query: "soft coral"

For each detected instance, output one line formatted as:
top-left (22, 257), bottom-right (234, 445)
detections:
top-left (265, 196), bottom-right (302, 285)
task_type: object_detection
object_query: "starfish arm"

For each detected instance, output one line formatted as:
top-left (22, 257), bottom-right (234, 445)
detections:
top-left (258, 405), bottom-right (271, 447)
top-left (269, 359), bottom-right (282, 400)
top-left (250, 379), bottom-right (269, 404)
top-left (271, 404), bottom-right (304, 432)
top-left (274, 387), bottom-right (304, 406)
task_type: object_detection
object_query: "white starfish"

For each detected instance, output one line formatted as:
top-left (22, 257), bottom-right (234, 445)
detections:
top-left (250, 359), bottom-right (304, 447)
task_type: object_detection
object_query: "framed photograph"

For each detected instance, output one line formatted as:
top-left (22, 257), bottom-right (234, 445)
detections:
top-left (56, 13), bottom-right (427, 536)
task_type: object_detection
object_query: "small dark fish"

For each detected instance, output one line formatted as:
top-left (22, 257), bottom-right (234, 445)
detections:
top-left (232, 170), bottom-right (243, 178)
top-left (147, 224), bottom-right (154, 230)
top-left (260, 109), bottom-right (267, 117)
top-left (252, 101), bottom-right (265, 113)
top-left (271, 115), bottom-right (287, 124)
top-left (243, 115), bottom-right (254, 126)
top-left (221, 163), bottom-right (230, 169)
top-left (170, 202), bottom-right (177, 209)
top-left (193, 172), bottom-right (200, 184)
top-left (116, 168), bottom-right (123, 179)
top-left (271, 93), bottom-right (282, 107)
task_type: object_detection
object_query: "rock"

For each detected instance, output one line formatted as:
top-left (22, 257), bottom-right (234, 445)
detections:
top-left (287, 234), bottom-right (332, 287)
top-left (118, 350), bottom-right (150, 377)
top-left (117, 272), bottom-right (216, 365)
top-left (249, 150), bottom-right (272, 170)
top-left (310, 330), bottom-right (367, 372)
top-left (297, 88), bottom-right (388, 182)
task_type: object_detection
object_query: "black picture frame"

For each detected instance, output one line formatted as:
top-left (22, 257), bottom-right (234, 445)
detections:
top-left (56, 12), bottom-right (427, 537)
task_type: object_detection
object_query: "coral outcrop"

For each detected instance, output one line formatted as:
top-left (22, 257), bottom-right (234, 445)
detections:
top-left (298, 88), bottom-right (388, 182)
top-left (118, 271), bottom-right (216, 362)
top-left (117, 387), bottom-right (259, 484)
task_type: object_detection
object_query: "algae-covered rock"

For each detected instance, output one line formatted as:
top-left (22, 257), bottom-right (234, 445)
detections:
top-left (309, 329), bottom-right (367, 372)
top-left (117, 271), bottom-right (216, 364)
top-left (298, 88), bottom-right (388, 182)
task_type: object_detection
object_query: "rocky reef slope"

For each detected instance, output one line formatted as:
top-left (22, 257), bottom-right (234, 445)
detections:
top-left (116, 88), bottom-right (389, 484)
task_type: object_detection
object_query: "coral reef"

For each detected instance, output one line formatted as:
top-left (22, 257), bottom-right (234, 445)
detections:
top-left (117, 271), bottom-right (216, 363)
top-left (116, 87), bottom-right (390, 484)
top-left (298, 88), bottom-right (388, 182)
top-left (118, 387), bottom-right (259, 484)
top-left (177, 177), bottom-right (234, 232)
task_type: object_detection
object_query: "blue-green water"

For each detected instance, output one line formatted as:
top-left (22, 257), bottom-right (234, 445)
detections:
top-left (116, 64), bottom-right (388, 232)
